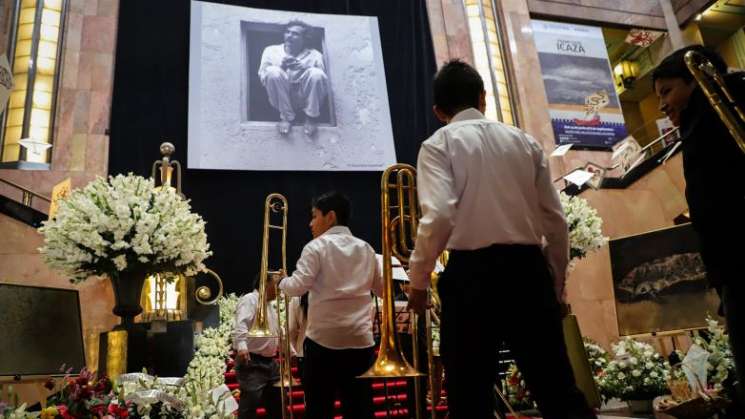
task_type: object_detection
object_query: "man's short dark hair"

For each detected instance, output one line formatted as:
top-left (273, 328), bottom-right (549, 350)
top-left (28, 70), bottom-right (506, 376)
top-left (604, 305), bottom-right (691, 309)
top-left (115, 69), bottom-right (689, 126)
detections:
top-left (652, 45), bottom-right (727, 85)
top-left (312, 191), bottom-right (351, 226)
top-left (286, 19), bottom-right (311, 38)
top-left (433, 59), bottom-right (484, 117)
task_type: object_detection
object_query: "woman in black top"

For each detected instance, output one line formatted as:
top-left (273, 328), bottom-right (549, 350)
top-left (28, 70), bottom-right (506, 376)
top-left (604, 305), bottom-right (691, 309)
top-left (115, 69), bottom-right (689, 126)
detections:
top-left (653, 45), bottom-right (745, 405)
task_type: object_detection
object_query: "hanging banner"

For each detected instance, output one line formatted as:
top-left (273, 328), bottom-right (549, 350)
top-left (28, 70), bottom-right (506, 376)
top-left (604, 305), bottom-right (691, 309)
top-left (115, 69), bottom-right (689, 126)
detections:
top-left (531, 20), bottom-right (628, 149)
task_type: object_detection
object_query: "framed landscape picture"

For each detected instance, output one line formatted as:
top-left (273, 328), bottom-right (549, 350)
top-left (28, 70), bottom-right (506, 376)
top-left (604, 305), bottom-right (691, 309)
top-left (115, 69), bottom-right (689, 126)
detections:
top-left (609, 224), bottom-right (722, 336)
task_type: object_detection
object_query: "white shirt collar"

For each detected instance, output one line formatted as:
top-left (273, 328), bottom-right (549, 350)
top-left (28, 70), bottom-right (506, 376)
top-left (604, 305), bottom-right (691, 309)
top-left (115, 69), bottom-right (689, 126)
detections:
top-left (450, 108), bottom-right (486, 124)
top-left (322, 225), bottom-right (352, 237)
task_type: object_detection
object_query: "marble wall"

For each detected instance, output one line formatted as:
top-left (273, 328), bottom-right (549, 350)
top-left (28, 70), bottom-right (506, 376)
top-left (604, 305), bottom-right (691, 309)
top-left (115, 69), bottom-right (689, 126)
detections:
top-left (426, 0), bottom-right (475, 66)
top-left (0, 1), bottom-right (10, 55)
top-left (528, 0), bottom-right (668, 29)
top-left (673, 0), bottom-right (715, 25)
top-left (526, 0), bottom-right (713, 29)
top-left (0, 0), bottom-right (120, 386)
top-left (0, 0), bottom-right (118, 192)
top-left (567, 154), bottom-right (688, 348)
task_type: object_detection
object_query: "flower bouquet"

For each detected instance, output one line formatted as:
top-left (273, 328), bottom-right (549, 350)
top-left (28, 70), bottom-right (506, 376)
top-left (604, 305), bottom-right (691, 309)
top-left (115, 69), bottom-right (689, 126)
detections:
top-left (38, 174), bottom-right (211, 323)
top-left (654, 317), bottom-right (734, 418)
top-left (559, 192), bottom-right (608, 262)
top-left (596, 338), bottom-right (670, 407)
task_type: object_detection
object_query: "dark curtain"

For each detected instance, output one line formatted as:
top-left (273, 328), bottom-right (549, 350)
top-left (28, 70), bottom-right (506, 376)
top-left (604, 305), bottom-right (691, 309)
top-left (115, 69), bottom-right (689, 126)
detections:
top-left (108, 0), bottom-right (440, 293)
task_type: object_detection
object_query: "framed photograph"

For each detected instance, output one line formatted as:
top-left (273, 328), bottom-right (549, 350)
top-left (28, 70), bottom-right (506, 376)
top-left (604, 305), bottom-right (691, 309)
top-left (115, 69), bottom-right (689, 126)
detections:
top-left (609, 223), bottom-right (722, 336)
top-left (188, 1), bottom-right (397, 171)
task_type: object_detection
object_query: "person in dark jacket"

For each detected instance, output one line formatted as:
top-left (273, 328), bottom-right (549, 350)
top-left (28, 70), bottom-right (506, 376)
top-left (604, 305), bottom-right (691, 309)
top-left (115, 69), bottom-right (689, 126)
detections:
top-left (653, 45), bottom-right (745, 405)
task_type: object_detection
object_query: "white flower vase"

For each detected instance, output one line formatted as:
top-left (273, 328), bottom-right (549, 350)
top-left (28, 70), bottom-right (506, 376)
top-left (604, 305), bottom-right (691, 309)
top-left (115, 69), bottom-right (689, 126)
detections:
top-left (110, 270), bottom-right (148, 328)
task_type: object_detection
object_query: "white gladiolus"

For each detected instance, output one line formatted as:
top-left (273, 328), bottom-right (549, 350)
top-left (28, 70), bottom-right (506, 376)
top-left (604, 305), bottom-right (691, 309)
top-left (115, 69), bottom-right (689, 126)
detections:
top-left (38, 174), bottom-right (212, 283)
top-left (559, 192), bottom-right (608, 260)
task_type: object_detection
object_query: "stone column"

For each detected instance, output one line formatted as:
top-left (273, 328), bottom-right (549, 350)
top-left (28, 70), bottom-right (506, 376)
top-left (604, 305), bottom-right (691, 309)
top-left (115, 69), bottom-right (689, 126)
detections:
top-left (0, 1), bottom-right (11, 56)
top-left (426, 0), bottom-right (474, 66)
top-left (494, 0), bottom-right (565, 173)
top-left (659, 0), bottom-right (685, 50)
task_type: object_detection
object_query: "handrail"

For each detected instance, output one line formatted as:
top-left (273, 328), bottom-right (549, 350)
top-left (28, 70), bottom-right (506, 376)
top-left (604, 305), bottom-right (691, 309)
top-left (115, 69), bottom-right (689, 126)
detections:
top-left (0, 177), bottom-right (52, 207)
top-left (638, 126), bottom-right (680, 155)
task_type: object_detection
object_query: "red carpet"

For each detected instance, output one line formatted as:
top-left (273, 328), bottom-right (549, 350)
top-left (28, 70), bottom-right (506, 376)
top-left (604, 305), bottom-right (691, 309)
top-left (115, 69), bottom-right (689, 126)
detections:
top-left (224, 356), bottom-right (449, 418)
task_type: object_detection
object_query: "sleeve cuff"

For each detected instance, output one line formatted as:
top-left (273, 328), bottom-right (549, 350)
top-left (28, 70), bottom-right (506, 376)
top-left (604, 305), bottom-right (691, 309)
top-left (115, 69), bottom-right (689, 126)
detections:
top-left (236, 341), bottom-right (248, 352)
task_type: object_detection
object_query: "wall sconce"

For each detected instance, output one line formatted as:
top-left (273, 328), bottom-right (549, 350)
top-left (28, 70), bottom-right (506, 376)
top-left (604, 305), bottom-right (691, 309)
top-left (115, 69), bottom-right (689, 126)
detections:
top-left (613, 60), bottom-right (639, 89)
top-left (1, 0), bottom-right (67, 169)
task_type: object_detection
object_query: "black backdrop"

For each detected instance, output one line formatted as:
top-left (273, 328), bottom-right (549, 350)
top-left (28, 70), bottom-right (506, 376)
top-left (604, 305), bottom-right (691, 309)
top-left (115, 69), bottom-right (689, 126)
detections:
top-left (108, 0), bottom-right (440, 293)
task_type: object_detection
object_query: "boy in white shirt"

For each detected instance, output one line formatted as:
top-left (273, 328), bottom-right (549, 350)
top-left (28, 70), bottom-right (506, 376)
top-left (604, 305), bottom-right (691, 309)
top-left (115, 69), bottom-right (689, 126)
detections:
top-left (233, 276), bottom-right (282, 419)
top-left (273, 191), bottom-right (383, 419)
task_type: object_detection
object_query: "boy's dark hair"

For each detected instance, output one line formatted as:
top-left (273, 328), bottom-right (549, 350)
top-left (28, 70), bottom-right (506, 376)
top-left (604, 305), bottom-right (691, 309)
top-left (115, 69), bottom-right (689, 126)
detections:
top-left (433, 59), bottom-right (484, 117)
top-left (251, 273), bottom-right (261, 291)
top-left (652, 45), bottom-right (727, 85)
top-left (312, 191), bottom-right (351, 226)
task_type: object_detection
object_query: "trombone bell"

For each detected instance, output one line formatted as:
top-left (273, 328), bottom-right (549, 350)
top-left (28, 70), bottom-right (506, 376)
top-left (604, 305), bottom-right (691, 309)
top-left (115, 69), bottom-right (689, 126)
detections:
top-left (684, 50), bottom-right (745, 154)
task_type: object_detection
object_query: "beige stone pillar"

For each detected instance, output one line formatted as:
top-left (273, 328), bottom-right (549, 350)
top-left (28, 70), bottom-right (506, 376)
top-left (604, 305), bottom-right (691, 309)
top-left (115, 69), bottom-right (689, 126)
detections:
top-left (659, 0), bottom-right (686, 49)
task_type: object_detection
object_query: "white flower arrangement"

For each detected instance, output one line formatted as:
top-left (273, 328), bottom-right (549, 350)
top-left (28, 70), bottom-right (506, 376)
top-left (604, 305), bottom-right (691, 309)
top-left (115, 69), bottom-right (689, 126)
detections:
top-left (1, 402), bottom-right (38, 419)
top-left (596, 338), bottom-right (670, 402)
top-left (178, 294), bottom-right (240, 418)
top-left (38, 174), bottom-right (212, 283)
top-left (559, 192), bottom-right (608, 261)
top-left (118, 294), bottom-right (240, 419)
top-left (183, 294), bottom-right (239, 390)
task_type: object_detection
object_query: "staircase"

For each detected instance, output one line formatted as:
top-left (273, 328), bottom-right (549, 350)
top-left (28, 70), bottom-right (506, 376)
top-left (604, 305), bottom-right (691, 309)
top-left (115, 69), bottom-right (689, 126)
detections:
top-left (223, 355), bottom-right (450, 418)
top-left (0, 177), bottom-right (50, 227)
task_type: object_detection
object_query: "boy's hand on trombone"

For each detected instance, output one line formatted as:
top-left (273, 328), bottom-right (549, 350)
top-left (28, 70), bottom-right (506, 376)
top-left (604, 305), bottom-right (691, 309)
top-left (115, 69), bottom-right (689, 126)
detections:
top-left (406, 287), bottom-right (430, 315)
top-left (268, 269), bottom-right (286, 288)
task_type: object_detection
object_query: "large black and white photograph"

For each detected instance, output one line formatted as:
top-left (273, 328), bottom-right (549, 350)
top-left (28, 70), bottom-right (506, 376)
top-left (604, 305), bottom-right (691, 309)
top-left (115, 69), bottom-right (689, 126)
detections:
top-left (188, 1), bottom-right (397, 171)
top-left (609, 223), bottom-right (722, 336)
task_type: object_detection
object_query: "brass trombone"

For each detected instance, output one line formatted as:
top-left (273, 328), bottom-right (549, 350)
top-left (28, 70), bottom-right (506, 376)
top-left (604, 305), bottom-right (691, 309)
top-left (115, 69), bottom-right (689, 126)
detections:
top-left (685, 49), bottom-right (745, 154)
top-left (359, 164), bottom-right (423, 419)
top-left (248, 193), bottom-right (294, 419)
top-left (360, 164), bottom-right (422, 379)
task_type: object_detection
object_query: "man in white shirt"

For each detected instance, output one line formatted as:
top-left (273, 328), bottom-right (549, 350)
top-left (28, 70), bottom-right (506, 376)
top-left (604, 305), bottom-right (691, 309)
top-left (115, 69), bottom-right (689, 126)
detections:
top-left (233, 275), bottom-right (282, 419)
top-left (406, 60), bottom-right (596, 419)
top-left (273, 191), bottom-right (383, 419)
top-left (258, 20), bottom-right (328, 137)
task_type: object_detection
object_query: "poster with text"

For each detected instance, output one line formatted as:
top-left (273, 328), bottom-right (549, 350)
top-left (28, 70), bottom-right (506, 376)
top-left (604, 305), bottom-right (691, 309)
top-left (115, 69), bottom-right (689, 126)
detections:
top-left (532, 20), bottom-right (627, 149)
top-left (188, 1), bottom-right (397, 171)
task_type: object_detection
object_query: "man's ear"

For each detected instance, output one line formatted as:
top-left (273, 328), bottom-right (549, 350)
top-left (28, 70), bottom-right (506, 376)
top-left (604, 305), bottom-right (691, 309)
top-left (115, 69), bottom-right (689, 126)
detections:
top-left (433, 105), bottom-right (450, 124)
top-left (327, 210), bottom-right (338, 226)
